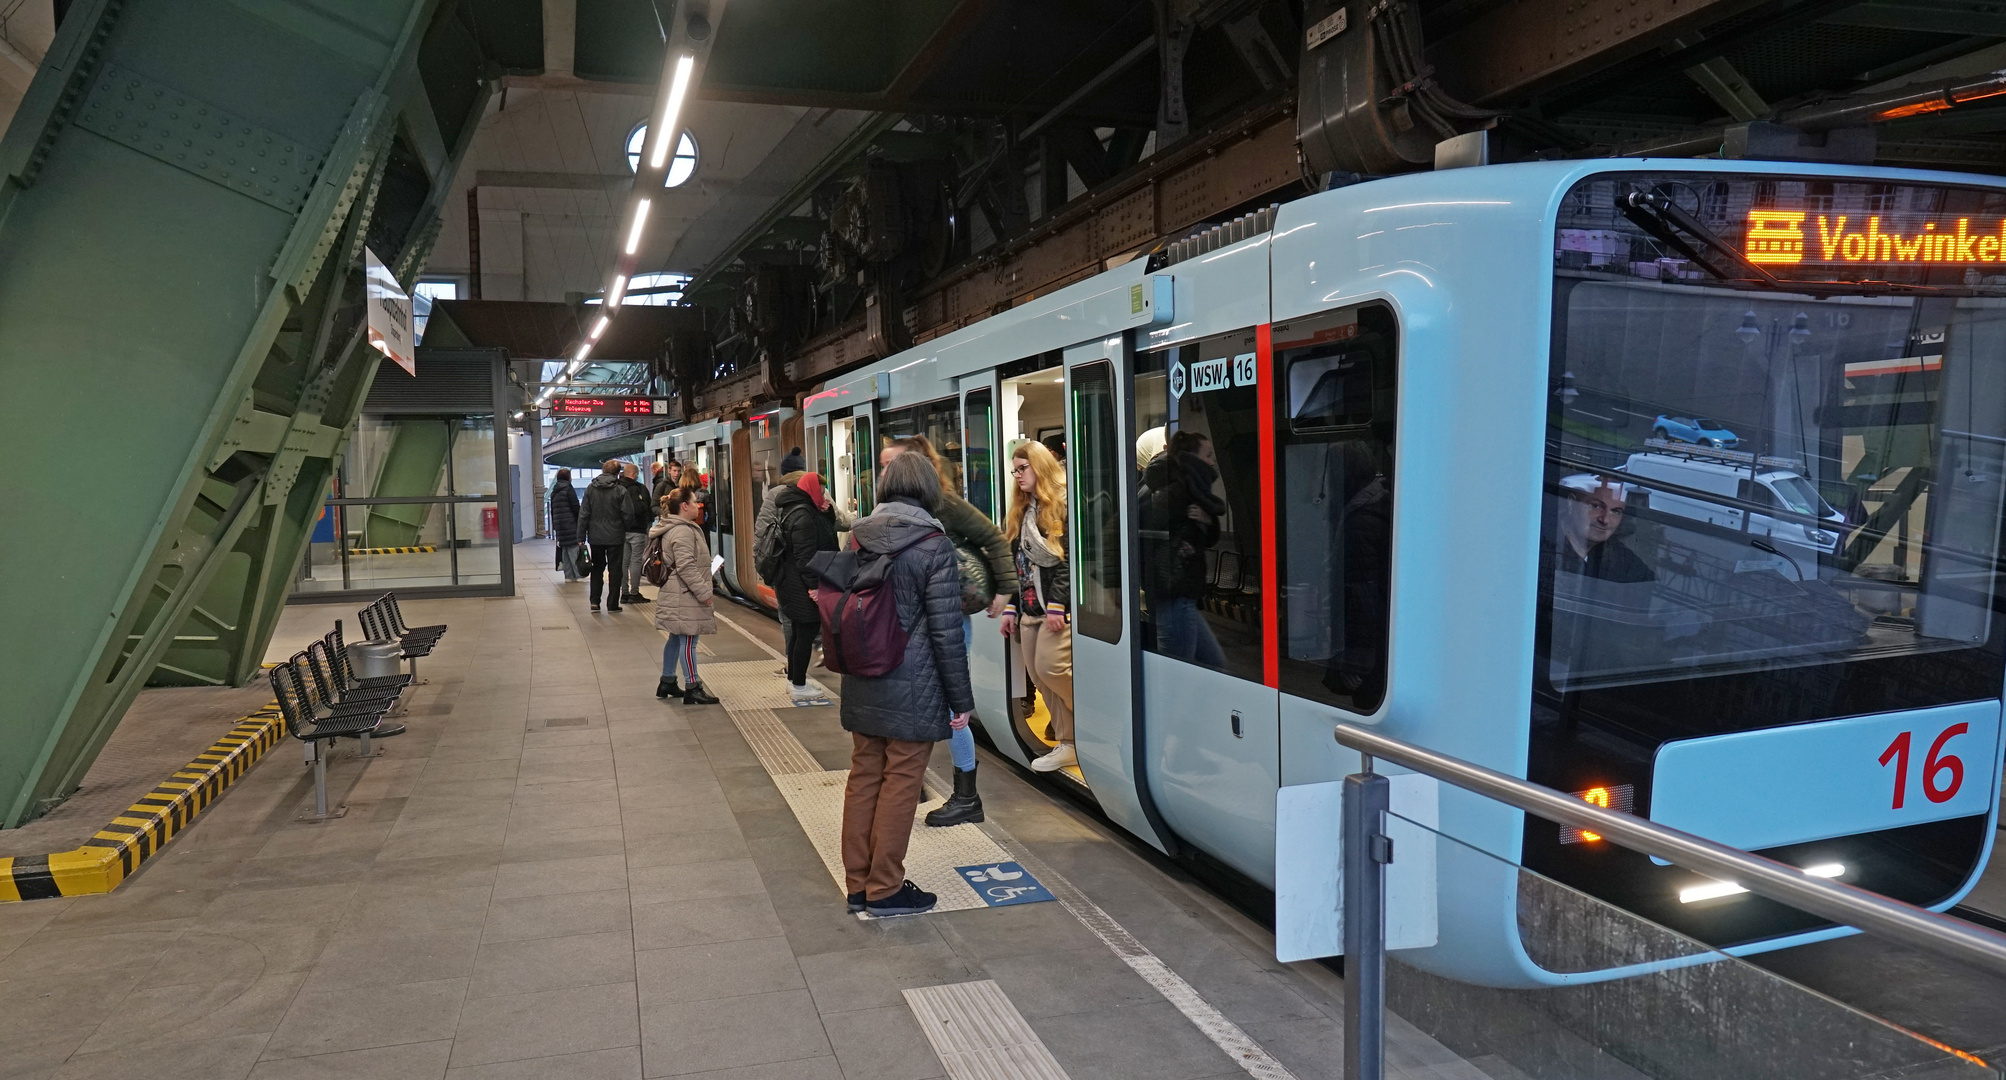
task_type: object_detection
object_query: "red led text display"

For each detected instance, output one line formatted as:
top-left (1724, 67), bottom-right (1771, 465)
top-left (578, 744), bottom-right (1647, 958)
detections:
top-left (549, 397), bottom-right (667, 417)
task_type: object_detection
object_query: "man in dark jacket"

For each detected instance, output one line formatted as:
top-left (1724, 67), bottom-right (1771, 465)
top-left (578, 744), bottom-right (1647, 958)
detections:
top-left (576, 460), bottom-right (631, 612)
top-left (837, 452), bottom-right (972, 918)
top-left (1139, 431), bottom-right (1227, 668)
top-left (771, 472), bottom-right (839, 703)
top-left (619, 463), bottom-right (654, 604)
top-left (549, 469), bottom-right (583, 581)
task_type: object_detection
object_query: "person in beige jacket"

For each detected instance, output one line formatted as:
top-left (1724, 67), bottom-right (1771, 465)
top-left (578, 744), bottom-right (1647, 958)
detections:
top-left (650, 490), bottom-right (720, 705)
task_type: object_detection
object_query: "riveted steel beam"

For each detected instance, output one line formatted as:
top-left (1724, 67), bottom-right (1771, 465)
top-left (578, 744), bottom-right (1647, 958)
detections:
top-left (0, 0), bottom-right (494, 826)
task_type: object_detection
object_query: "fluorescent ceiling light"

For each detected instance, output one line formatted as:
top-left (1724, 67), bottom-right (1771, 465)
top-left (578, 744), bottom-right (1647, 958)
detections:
top-left (649, 55), bottom-right (696, 170)
top-left (576, 343), bottom-right (592, 362)
top-left (607, 275), bottom-right (627, 308)
top-left (1679, 863), bottom-right (1844, 905)
top-left (625, 199), bottom-right (651, 255)
top-left (591, 316), bottom-right (609, 340)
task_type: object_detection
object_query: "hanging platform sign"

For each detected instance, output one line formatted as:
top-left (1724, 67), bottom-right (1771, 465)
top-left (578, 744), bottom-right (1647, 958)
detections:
top-left (365, 247), bottom-right (416, 376)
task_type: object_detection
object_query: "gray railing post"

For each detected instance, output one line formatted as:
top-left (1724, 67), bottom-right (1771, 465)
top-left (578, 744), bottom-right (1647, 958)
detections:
top-left (1344, 762), bottom-right (1390, 1080)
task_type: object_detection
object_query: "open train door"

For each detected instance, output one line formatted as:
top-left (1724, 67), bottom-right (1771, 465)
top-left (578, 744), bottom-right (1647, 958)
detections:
top-left (1065, 335), bottom-right (1174, 853)
top-left (957, 369), bottom-right (1026, 766)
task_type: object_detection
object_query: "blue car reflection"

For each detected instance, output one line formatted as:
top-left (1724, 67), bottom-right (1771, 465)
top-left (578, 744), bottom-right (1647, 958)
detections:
top-left (1653, 414), bottom-right (1740, 448)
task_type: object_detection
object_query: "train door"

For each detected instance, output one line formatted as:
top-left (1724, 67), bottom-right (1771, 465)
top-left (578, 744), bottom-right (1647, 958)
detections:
top-left (708, 436), bottom-right (737, 594)
top-left (958, 371), bottom-right (1026, 766)
top-left (827, 405), bottom-right (876, 542)
top-left (996, 357), bottom-right (1074, 776)
top-left (1134, 327), bottom-right (1279, 881)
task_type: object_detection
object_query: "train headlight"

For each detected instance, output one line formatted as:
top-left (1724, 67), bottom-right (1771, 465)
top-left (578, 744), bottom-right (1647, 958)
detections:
top-left (1678, 862), bottom-right (1843, 904)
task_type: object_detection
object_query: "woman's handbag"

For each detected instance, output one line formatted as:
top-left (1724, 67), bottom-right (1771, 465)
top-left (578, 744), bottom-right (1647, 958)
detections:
top-left (950, 536), bottom-right (992, 615)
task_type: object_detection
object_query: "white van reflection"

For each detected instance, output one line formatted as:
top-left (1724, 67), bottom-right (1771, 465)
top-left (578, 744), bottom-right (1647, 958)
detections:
top-left (1623, 449), bottom-right (1846, 579)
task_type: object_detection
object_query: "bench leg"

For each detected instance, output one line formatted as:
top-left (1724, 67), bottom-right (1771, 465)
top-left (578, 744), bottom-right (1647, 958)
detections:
top-left (358, 731), bottom-right (373, 756)
top-left (312, 743), bottom-right (329, 818)
top-left (407, 656), bottom-right (425, 685)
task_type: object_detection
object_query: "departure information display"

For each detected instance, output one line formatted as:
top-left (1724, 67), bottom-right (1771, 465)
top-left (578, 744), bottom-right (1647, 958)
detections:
top-left (548, 396), bottom-right (669, 417)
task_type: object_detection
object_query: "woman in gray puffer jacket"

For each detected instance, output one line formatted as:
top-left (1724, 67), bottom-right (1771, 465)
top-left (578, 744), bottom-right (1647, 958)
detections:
top-left (836, 451), bottom-right (973, 919)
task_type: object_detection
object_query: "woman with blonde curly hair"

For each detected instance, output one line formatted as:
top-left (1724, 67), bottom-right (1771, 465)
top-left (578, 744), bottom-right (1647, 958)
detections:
top-left (1000, 440), bottom-right (1075, 772)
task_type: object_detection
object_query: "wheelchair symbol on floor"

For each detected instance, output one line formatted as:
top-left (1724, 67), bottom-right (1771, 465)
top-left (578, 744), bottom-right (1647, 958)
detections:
top-left (955, 861), bottom-right (1054, 907)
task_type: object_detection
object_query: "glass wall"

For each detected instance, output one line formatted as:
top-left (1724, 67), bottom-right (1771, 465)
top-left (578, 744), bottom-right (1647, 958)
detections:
top-left (296, 414), bottom-right (510, 596)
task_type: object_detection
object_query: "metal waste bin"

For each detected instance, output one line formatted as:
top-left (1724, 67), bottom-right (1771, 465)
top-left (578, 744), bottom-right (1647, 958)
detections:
top-left (349, 640), bottom-right (403, 681)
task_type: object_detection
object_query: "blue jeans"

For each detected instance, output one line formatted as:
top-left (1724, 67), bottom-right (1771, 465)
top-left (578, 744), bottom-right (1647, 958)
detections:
top-left (949, 615), bottom-right (976, 771)
top-left (662, 634), bottom-right (699, 683)
top-left (1157, 597), bottom-right (1226, 669)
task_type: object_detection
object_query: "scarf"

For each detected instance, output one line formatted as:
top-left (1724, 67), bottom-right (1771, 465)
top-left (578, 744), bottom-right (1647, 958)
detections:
top-left (796, 471), bottom-right (830, 512)
top-left (1020, 494), bottom-right (1065, 568)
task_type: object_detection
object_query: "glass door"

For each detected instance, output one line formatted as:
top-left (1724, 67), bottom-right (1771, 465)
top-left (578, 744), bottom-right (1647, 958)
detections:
top-left (958, 375), bottom-right (1023, 765)
top-left (1063, 337), bottom-right (1171, 850)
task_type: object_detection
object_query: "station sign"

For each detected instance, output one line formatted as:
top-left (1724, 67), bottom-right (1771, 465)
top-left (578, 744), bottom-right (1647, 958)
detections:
top-left (548, 396), bottom-right (670, 417)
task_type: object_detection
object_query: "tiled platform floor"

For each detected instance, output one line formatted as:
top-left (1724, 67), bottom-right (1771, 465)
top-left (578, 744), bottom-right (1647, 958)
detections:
top-left (0, 542), bottom-right (1482, 1080)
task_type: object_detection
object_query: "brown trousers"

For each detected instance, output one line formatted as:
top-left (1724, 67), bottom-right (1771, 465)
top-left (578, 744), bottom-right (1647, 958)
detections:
top-left (841, 733), bottom-right (933, 901)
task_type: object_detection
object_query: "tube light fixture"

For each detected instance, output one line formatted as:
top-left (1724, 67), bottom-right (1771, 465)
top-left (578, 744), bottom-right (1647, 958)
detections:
top-left (1678, 862), bottom-right (1844, 905)
top-left (649, 55), bottom-right (696, 170)
top-left (607, 274), bottom-right (628, 309)
top-left (625, 199), bottom-right (651, 255)
top-left (591, 316), bottom-right (609, 340)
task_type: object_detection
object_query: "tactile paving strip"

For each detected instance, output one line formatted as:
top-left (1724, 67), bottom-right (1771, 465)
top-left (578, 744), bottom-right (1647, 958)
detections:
top-left (700, 659), bottom-right (1008, 914)
top-left (771, 771), bottom-right (998, 913)
top-left (905, 980), bottom-right (1072, 1080)
top-left (723, 708), bottom-right (823, 777)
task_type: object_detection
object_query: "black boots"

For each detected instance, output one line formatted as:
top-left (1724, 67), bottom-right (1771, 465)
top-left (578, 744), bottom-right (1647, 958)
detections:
top-left (925, 765), bottom-right (983, 827)
top-left (683, 683), bottom-right (720, 705)
top-left (656, 677), bottom-right (681, 699)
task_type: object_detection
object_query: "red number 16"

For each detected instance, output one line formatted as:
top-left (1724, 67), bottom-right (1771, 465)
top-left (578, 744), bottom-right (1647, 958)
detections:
top-left (1878, 723), bottom-right (1969, 810)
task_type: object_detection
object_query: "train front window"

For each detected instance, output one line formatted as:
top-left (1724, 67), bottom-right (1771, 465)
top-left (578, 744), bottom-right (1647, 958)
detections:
top-left (1542, 174), bottom-right (2006, 738)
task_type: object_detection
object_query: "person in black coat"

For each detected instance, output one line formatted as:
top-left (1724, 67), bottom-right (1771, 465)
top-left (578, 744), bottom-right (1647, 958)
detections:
top-left (1140, 431), bottom-right (1227, 668)
top-left (576, 460), bottom-right (632, 612)
top-left (836, 452), bottom-right (972, 918)
top-left (549, 469), bottom-right (582, 581)
top-left (771, 471), bottom-right (839, 702)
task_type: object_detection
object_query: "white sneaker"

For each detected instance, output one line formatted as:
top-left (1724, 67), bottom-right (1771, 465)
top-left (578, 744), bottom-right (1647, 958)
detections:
top-left (789, 683), bottom-right (827, 705)
top-left (1030, 743), bottom-right (1076, 772)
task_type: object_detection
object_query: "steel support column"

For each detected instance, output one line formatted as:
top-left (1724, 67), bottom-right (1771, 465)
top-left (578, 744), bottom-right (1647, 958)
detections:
top-left (0, 0), bottom-right (493, 826)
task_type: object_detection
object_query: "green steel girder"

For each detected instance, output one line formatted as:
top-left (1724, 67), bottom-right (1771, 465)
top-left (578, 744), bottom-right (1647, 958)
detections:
top-left (0, 0), bottom-right (499, 826)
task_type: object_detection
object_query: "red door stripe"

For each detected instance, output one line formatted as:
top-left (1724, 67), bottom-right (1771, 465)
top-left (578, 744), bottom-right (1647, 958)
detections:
top-left (1256, 323), bottom-right (1279, 689)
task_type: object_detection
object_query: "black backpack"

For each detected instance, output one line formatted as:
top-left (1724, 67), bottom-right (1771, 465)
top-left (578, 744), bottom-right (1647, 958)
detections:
top-left (752, 501), bottom-right (790, 583)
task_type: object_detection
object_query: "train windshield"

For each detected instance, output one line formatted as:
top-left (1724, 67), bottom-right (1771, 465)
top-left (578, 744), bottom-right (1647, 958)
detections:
top-left (1541, 173), bottom-right (2006, 734)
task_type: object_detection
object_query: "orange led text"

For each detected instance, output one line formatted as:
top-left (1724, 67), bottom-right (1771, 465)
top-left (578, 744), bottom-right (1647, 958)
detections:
top-left (1744, 211), bottom-right (2006, 266)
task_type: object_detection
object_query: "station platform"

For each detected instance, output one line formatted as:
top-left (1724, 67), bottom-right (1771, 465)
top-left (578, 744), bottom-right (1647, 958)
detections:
top-left (0, 544), bottom-right (1491, 1080)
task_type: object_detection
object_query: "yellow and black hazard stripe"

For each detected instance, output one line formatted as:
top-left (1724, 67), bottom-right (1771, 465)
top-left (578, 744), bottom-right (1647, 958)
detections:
top-left (0, 703), bottom-right (287, 902)
top-left (349, 545), bottom-right (436, 555)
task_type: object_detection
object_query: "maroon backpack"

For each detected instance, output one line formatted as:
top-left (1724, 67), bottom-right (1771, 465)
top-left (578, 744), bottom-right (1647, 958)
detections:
top-left (808, 529), bottom-right (941, 677)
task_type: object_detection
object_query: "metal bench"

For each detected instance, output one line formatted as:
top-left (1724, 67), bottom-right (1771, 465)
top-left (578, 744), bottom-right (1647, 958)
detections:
top-left (270, 657), bottom-right (388, 820)
top-left (359, 600), bottom-right (434, 683)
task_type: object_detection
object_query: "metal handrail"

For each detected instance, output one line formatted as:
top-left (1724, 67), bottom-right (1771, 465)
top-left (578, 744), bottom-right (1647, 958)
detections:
top-left (1333, 722), bottom-right (2006, 979)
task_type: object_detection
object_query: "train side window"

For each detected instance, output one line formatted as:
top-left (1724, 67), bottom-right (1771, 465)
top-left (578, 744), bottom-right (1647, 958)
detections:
top-left (879, 397), bottom-right (964, 492)
top-left (1274, 304), bottom-right (1398, 713)
top-left (964, 388), bottom-right (994, 515)
top-left (714, 445), bottom-right (733, 534)
top-left (1071, 361), bottom-right (1124, 644)
top-left (1134, 328), bottom-right (1265, 680)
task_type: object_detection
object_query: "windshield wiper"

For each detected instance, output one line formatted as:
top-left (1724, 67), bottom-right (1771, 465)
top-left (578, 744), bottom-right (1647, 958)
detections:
top-left (1618, 189), bottom-right (1781, 287)
top-left (1616, 188), bottom-right (2006, 299)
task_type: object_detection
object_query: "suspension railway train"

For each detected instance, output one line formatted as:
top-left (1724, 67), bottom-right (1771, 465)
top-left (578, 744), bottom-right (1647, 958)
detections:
top-left (646, 159), bottom-right (2006, 987)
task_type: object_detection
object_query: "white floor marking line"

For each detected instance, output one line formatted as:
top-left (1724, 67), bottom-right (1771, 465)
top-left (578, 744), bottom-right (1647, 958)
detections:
top-left (979, 825), bottom-right (1300, 1080)
top-left (714, 611), bottom-right (1299, 1080)
top-left (905, 980), bottom-right (1071, 1080)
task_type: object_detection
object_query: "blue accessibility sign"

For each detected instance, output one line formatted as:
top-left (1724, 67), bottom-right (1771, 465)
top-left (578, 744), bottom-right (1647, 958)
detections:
top-left (955, 861), bottom-right (1054, 907)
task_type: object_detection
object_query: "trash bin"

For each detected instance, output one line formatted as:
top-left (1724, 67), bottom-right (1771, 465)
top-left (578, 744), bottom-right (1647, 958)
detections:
top-left (349, 639), bottom-right (404, 681)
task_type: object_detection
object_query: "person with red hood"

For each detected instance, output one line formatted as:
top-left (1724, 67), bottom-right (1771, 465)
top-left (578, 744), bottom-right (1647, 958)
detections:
top-left (770, 468), bottom-right (840, 702)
